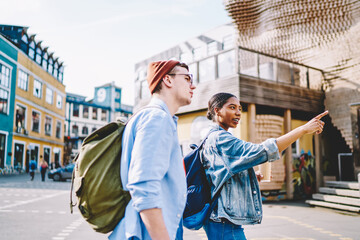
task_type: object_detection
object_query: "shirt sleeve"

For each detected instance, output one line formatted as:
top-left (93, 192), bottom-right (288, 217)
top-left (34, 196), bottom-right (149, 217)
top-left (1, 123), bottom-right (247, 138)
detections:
top-left (215, 130), bottom-right (280, 175)
top-left (127, 110), bottom-right (174, 212)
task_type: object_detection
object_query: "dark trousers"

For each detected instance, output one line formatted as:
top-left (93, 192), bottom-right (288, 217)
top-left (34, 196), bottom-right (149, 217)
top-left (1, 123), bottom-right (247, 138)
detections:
top-left (41, 168), bottom-right (46, 181)
top-left (30, 171), bottom-right (35, 180)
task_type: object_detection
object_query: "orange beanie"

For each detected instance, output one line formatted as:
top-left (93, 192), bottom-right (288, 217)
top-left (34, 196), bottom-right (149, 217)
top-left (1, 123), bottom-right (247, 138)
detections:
top-left (147, 60), bottom-right (179, 94)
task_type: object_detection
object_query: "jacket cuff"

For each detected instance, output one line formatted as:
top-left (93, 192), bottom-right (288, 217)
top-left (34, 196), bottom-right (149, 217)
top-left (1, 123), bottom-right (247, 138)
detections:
top-left (262, 138), bottom-right (280, 162)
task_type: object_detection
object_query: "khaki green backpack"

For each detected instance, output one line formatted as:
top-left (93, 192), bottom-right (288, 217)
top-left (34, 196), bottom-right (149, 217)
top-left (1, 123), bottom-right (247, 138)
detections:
top-left (70, 120), bottom-right (131, 233)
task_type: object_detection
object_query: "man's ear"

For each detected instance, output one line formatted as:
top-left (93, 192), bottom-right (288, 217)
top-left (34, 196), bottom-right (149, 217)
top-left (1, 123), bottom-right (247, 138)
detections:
top-left (162, 74), bottom-right (173, 88)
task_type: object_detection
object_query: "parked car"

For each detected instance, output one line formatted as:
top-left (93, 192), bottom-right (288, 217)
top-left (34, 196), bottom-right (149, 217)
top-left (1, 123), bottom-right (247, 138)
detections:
top-left (48, 163), bottom-right (75, 181)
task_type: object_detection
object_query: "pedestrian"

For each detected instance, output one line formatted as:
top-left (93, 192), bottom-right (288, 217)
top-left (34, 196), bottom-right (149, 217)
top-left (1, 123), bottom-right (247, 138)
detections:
top-left (40, 160), bottom-right (48, 182)
top-left (109, 60), bottom-right (196, 240)
top-left (29, 159), bottom-right (37, 181)
top-left (201, 92), bottom-right (328, 240)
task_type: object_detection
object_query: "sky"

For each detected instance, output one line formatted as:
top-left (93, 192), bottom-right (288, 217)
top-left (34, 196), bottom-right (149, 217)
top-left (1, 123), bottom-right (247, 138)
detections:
top-left (1, 0), bottom-right (232, 105)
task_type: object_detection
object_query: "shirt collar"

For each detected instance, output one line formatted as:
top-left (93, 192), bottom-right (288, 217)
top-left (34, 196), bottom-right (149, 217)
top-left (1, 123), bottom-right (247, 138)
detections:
top-left (149, 97), bottom-right (179, 122)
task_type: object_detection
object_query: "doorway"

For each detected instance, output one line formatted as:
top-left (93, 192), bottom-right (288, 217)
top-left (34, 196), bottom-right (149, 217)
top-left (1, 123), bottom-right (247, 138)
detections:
top-left (14, 143), bottom-right (24, 170)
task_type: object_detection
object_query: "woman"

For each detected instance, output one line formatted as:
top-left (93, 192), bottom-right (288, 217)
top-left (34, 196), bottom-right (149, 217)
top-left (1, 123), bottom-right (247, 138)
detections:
top-left (202, 92), bottom-right (328, 240)
top-left (40, 160), bottom-right (48, 182)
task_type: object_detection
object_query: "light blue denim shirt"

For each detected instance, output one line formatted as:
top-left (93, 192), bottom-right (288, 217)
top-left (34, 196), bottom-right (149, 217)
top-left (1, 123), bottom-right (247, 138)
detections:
top-left (109, 97), bottom-right (187, 240)
top-left (201, 124), bottom-right (280, 225)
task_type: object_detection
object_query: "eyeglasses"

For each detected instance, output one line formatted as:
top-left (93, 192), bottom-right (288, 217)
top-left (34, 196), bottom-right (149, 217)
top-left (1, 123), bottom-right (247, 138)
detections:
top-left (168, 73), bottom-right (194, 86)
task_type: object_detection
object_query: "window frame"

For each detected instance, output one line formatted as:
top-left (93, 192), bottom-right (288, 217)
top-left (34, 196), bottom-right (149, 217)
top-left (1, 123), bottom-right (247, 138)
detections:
top-left (45, 87), bottom-right (53, 104)
top-left (56, 94), bottom-right (62, 109)
top-left (31, 110), bottom-right (41, 133)
top-left (55, 120), bottom-right (62, 139)
top-left (33, 79), bottom-right (42, 99)
top-left (44, 115), bottom-right (52, 136)
top-left (18, 69), bottom-right (29, 91)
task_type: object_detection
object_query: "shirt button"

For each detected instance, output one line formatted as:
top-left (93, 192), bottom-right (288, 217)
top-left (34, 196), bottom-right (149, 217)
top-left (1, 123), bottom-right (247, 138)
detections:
top-left (183, 194), bottom-right (187, 198)
top-left (257, 211), bottom-right (261, 214)
top-left (177, 214), bottom-right (181, 218)
top-left (253, 191), bottom-right (257, 194)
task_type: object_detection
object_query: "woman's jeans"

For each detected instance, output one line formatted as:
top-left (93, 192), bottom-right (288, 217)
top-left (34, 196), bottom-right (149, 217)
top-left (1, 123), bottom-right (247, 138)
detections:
top-left (203, 219), bottom-right (246, 240)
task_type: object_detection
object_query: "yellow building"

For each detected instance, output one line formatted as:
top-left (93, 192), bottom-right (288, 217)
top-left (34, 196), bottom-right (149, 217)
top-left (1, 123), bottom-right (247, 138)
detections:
top-left (2, 26), bottom-right (66, 171)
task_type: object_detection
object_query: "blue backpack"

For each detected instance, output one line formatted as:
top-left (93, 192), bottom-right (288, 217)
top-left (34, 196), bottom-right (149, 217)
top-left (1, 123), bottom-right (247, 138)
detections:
top-left (183, 133), bottom-right (226, 230)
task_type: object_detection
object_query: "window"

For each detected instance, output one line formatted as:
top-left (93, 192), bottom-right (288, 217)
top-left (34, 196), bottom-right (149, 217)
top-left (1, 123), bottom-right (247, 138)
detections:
top-left (83, 106), bottom-right (89, 118)
top-left (101, 109), bottom-right (107, 121)
top-left (0, 88), bottom-right (9, 114)
top-left (45, 116), bottom-right (52, 136)
top-left (53, 62), bottom-right (58, 78)
top-left (56, 95), bottom-right (62, 109)
top-left (193, 47), bottom-right (206, 60)
top-left (32, 110), bottom-right (40, 133)
top-left (72, 125), bottom-right (78, 135)
top-left (42, 52), bottom-right (48, 70)
top-left (48, 58), bottom-right (53, 74)
top-left (28, 41), bottom-right (35, 59)
top-left (58, 66), bottom-right (64, 83)
top-left (207, 42), bottom-right (218, 56)
top-left (33, 79), bottom-right (42, 98)
top-left (21, 34), bottom-right (28, 44)
top-left (46, 88), bottom-right (53, 104)
top-left (73, 104), bottom-right (79, 117)
top-left (35, 47), bottom-right (42, 65)
top-left (18, 70), bottom-right (29, 91)
top-left (82, 126), bottom-right (88, 135)
top-left (92, 107), bottom-right (98, 120)
top-left (15, 104), bottom-right (26, 130)
top-left (223, 35), bottom-right (234, 50)
top-left (0, 64), bottom-right (10, 88)
top-left (0, 59), bottom-right (10, 114)
top-left (92, 127), bottom-right (97, 132)
top-left (188, 63), bottom-right (198, 84)
top-left (199, 57), bottom-right (216, 82)
top-left (218, 50), bottom-right (236, 78)
top-left (56, 121), bottom-right (61, 139)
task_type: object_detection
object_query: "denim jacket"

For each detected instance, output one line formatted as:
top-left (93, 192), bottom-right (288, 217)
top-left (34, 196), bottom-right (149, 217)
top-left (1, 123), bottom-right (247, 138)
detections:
top-left (201, 125), bottom-right (280, 225)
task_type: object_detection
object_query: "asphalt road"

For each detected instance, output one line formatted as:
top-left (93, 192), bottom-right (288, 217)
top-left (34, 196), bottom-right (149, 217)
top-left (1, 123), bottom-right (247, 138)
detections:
top-left (0, 173), bottom-right (359, 240)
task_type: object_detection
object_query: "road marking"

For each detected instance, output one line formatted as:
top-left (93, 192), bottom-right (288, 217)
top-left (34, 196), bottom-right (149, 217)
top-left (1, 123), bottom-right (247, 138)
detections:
top-left (0, 191), bottom-right (67, 210)
top-left (266, 216), bottom-right (351, 240)
top-left (0, 209), bottom-right (78, 215)
top-left (52, 218), bottom-right (84, 240)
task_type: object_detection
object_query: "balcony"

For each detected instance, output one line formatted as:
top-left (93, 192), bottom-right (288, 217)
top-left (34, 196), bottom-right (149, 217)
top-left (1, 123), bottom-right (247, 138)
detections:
top-left (177, 46), bottom-right (325, 114)
top-left (14, 127), bottom-right (28, 135)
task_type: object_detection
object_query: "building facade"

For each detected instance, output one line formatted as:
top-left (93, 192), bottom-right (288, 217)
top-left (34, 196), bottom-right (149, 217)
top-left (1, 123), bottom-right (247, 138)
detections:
top-left (133, 23), bottom-right (342, 199)
top-left (0, 34), bottom-right (17, 170)
top-left (0, 25), bottom-right (66, 171)
top-left (224, 0), bottom-right (360, 179)
top-left (64, 83), bottom-right (132, 162)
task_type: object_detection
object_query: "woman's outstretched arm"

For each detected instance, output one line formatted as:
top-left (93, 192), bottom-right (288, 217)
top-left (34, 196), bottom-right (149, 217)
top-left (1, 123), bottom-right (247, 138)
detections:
top-left (276, 111), bottom-right (328, 153)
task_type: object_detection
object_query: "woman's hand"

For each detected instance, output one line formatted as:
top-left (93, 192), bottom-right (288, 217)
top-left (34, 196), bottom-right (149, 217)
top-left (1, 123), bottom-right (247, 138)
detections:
top-left (302, 110), bottom-right (328, 135)
top-left (276, 110), bottom-right (328, 152)
top-left (255, 171), bottom-right (264, 182)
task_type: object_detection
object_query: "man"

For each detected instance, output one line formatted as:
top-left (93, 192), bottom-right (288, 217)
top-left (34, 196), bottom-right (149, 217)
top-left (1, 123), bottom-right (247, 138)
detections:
top-left (29, 159), bottom-right (37, 181)
top-left (109, 60), bottom-right (196, 240)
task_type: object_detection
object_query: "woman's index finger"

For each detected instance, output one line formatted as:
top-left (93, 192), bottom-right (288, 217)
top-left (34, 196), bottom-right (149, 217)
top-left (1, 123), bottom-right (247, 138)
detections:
top-left (314, 110), bottom-right (329, 120)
